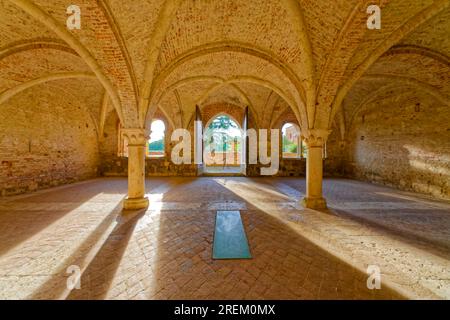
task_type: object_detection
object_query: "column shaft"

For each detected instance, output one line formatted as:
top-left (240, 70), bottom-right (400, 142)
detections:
top-left (301, 130), bottom-right (330, 210)
top-left (123, 129), bottom-right (149, 210)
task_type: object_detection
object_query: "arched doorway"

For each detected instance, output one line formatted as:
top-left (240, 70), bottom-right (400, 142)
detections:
top-left (203, 114), bottom-right (244, 175)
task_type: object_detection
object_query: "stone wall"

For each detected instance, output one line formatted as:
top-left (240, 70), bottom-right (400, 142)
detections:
top-left (101, 157), bottom-right (197, 177)
top-left (99, 107), bottom-right (344, 178)
top-left (99, 111), bottom-right (198, 177)
top-left (324, 128), bottom-right (345, 177)
top-left (0, 85), bottom-right (100, 196)
top-left (246, 159), bottom-right (305, 177)
top-left (202, 103), bottom-right (245, 128)
top-left (345, 92), bottom-right (450, 200)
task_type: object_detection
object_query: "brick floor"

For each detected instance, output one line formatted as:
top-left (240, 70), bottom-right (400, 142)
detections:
top-left (0, 177), bottom-right (448, 300)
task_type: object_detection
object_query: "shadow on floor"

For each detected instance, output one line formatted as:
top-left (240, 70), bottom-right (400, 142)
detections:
top-left (0, 184), bottom-right (107, 257)
top-left (28, 202), bottom-right (126, 299)
top-left (333, 208), bottom-right (450, 259)
top-left (272, 177), bottom-right (450, 259)
top-left (65, 209), bottom-right (147, 300)
top-left (15, 177), bottom-right (449, 299)
top-left (64, 178), bottom-right (405, 300)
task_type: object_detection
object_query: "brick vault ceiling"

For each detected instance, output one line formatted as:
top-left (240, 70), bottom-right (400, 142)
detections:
top-left (0, 0), bottom-right (449, 134)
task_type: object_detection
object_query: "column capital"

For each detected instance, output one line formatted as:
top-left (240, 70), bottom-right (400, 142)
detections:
top-left (303, 129), bottom-right (331, 147)
top-left (122, 128), bottom-right (149, 146)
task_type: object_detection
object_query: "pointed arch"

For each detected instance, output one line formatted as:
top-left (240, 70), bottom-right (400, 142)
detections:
top-left (361, 74), bottom-right (450, 107)
top-left (0, 38), bottom-right (76, 61)
top-left (138, 0), bottom-right (184, 126)
top-left (155, 75), bottom-right (302, 130)
top-left (8, 0), bottom-right (126, 124)
top-left (281, 0), bottom-right (316, 128)
top-left (383, 45), bottom-right (450, 67)
top-left (330, 0), bottom-right (450, 128)
top-left (0, 72), bottom-right (97, 105)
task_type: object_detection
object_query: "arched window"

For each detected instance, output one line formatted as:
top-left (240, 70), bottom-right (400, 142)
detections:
top-left (147, 120), bottom-right (165, 158)
top-left (282, 123), bottom-right (302, 159)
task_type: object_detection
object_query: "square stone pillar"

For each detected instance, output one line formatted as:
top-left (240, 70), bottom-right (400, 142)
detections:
top-left (301, 129), bottom-right (330, 210)
top-left (122, 128), bottom-right (149, 210)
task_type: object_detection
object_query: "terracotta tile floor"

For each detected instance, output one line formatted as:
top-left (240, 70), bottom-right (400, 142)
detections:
top-left (0, 177), bottom-right (449, 300)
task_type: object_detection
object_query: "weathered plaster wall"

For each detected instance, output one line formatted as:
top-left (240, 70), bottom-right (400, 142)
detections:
top-left (0, 86), bottom-right (100, 196)
top-left (345, 92), bottom-right (450, 200)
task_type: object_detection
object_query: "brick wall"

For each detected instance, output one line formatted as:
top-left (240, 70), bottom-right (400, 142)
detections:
top-left (99, 110), bottom-right (198, 177)
top-left (345, 92), bottom-right (450, 200)
top-left (202, 103), bottom-right (245, 127)
top-left (99, 105), bottom-right (344, 178)
top-left (325, 128), bottom-right (345, 176)
top-left (0, 85), bottom-right (100, 196)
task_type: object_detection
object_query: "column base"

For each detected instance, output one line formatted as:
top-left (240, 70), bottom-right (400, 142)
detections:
top-left (123, 197), bottom-right (149, 210)
top-left (301, 197), bottom-right (327, 210)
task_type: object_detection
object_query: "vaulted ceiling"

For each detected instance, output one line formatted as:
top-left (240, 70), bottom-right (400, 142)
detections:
top-left (0, 0), bottom-right (449, 139)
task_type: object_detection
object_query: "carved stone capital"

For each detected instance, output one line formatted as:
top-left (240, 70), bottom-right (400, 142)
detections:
top-left (303, 129), bottom-right (331, 147)
top-left (122, 128), bottom-right (149, 146)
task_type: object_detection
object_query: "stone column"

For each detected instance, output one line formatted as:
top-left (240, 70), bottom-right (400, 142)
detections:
top-left (122, 128), bottom-right (149, 210)
top-left (301, 129), bottom-right (330, 210)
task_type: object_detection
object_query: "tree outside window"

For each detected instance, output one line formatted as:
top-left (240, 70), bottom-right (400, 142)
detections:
top-left (148, 120), bottom-right (165, 158)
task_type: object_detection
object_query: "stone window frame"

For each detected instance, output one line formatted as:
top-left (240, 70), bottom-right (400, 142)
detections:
top-left (281, 122), bottom-right (304, 160)
top-left (117, 117), bottom-right (170, 159)
top-left (147, 118), bottom-right (167, 159)
top-left (117, 123), bottom-right (128, 158)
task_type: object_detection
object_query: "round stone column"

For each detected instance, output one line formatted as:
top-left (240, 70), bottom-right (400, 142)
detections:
top-left (122, 128), bottom-right (149, 210)
top-left (301, 129), bottom-right (330, 210)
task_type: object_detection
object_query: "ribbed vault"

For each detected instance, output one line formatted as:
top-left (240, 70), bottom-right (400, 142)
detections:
top-left (0, 0), bottom-right (448, 138)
